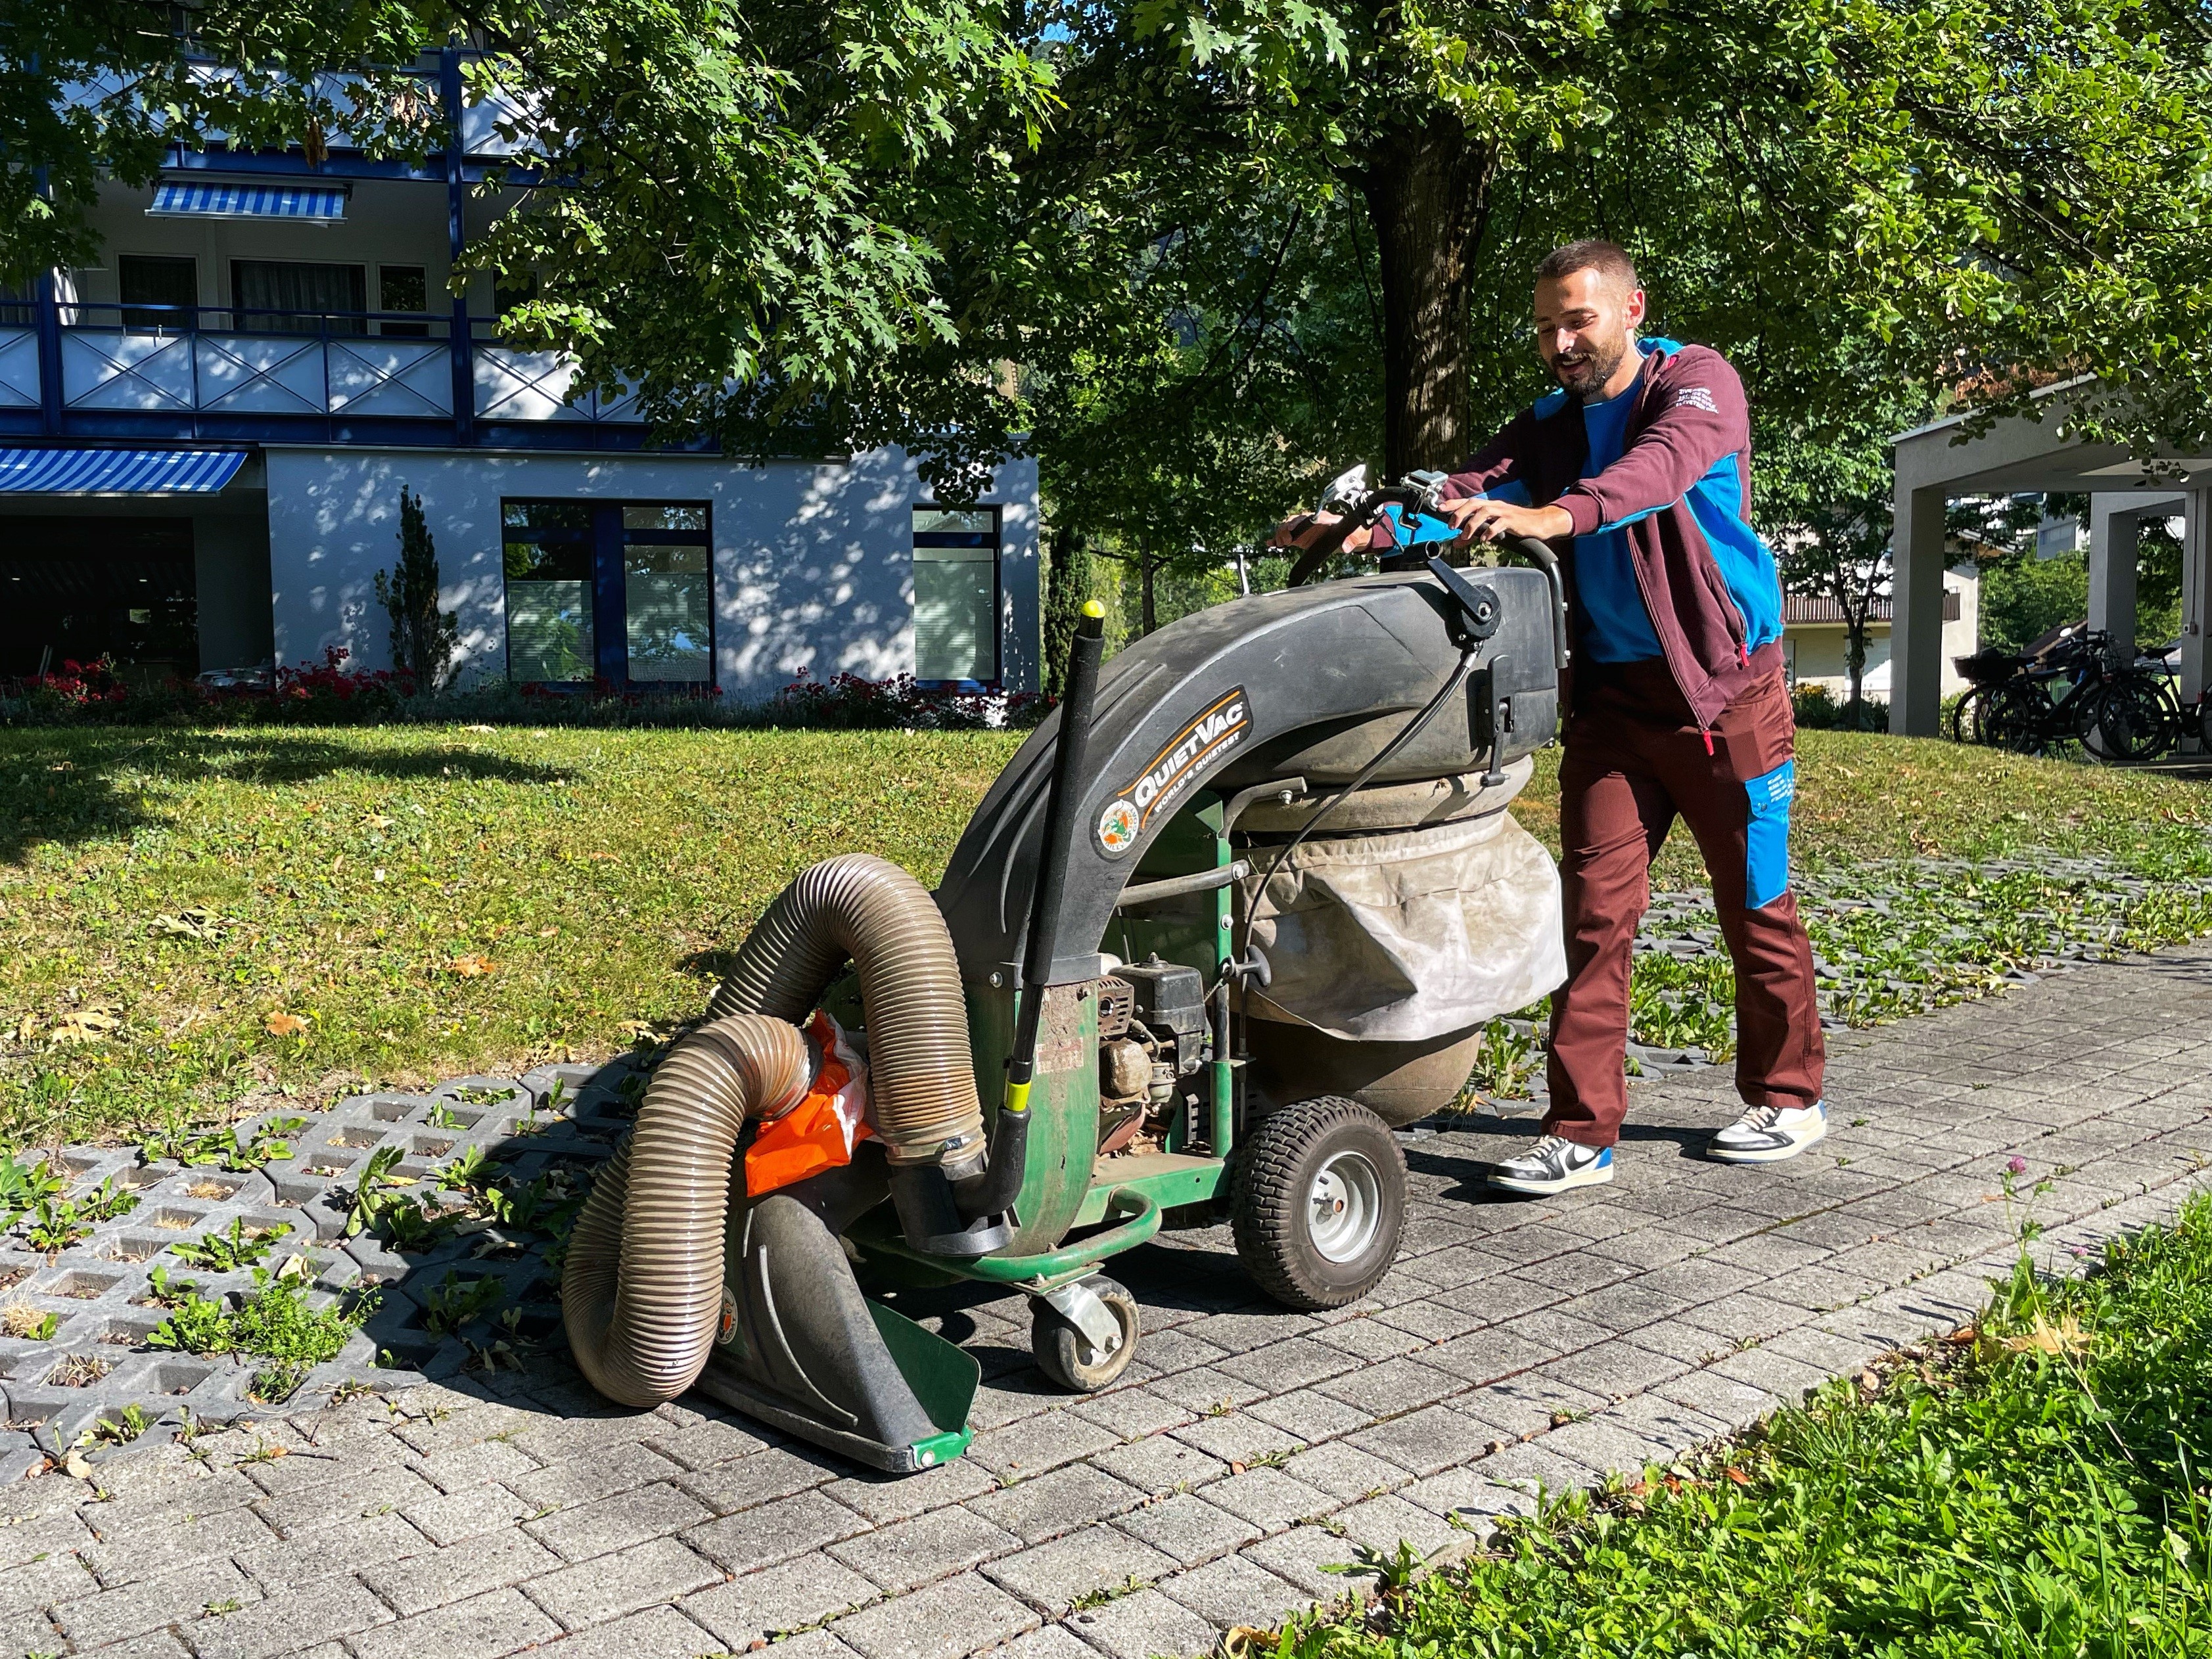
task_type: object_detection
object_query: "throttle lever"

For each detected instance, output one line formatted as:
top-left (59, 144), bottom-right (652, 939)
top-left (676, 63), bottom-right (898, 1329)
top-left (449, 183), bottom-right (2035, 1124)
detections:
top-left (1424, 555), bottom-right (1502, 645)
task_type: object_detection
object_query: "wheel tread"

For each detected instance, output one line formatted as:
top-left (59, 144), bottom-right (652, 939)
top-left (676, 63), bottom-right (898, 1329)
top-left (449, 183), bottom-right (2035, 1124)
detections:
top-left (1230, 1095), bottom-right (1406, 1311)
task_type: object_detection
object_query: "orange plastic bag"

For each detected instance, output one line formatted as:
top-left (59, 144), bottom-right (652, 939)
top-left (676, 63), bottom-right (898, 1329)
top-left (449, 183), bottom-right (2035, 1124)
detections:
top-left (744, 1010), bottom-right (872, 1196)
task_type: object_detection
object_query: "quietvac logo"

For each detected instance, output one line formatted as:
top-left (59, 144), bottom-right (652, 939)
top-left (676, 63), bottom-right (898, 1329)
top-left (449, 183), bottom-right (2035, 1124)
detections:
top-left (1096, 687), bottom-right (1252, 856)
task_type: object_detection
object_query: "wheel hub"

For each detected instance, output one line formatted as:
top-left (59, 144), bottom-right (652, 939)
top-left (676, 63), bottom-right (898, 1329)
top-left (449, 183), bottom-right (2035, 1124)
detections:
top-left (1307, 1150), bottom-right (1383, 1263)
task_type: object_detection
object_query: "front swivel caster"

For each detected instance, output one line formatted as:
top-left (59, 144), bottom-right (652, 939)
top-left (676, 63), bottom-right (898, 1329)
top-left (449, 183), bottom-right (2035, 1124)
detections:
top-left (1029, 1275), bottom-right (1139, 1392)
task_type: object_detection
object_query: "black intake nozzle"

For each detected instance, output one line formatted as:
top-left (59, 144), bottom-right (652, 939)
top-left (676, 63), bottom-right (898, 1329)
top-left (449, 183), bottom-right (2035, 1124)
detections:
top-left (949, 602), bottom-right (1107, 1229)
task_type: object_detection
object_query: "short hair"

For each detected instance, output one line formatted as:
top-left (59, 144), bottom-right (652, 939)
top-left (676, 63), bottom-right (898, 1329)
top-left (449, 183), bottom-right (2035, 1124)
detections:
top-left (1535, 240), bottom-right (1640, 297)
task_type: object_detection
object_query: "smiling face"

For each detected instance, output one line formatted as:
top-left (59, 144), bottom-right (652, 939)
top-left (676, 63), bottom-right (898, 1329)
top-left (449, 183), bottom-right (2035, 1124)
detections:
top-left (1534, 266), bottom-right (1647, 403)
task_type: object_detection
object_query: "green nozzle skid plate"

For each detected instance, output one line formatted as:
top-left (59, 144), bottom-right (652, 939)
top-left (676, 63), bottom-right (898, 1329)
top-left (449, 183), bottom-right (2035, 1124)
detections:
top-left (695, 1298), bottom-right (980, 1476)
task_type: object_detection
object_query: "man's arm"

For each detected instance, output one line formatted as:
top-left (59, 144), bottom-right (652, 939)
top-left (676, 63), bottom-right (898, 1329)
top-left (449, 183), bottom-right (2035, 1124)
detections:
top-left (1438, 405), bottom-right (1572, 543)
top-left (1554, 349), bottom-right (1747, 537)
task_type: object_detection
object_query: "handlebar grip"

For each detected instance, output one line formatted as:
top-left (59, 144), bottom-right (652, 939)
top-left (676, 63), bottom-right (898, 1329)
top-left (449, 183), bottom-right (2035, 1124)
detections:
top-left (1504, 536), bottom-right (1570, 673)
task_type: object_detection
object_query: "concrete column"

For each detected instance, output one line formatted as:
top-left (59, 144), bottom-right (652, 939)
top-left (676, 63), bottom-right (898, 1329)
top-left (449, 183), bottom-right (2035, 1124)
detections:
top-left (2178, 491), bottom-right (2212, 706)
top-left (1890, 479), bottom-right (1948, 736)
top-left (2086, 496), bottom-right (2144, 658)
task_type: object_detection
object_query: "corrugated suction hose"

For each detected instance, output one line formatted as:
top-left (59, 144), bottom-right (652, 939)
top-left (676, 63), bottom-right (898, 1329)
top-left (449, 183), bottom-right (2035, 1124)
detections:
top-left (563, 1013), bottom-right (811, 1406)
top-left (707, 852), bottom-right (985, 1167)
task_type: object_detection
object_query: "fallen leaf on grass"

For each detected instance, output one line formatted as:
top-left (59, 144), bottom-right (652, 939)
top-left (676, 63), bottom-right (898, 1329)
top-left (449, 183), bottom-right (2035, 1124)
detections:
top-left (264, 1012), bottom-right (308, 1038)
top-left (449, 955), bottom-right (497, 978)
top-left (150, 907), bottom-right (225, 941)
top-left (53, 1010), bottom-right (119, 1045)
top-left (2004, 1312), bottom-right (2088, 1357)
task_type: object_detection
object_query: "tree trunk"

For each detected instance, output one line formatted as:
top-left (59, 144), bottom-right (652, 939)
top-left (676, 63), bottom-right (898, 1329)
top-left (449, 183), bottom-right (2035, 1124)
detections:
top-left (1140, 545), bottom-right (1159, 635)
top-left (1845, 620), bottom-right (1866, 712)
top-left (1356, 118), bottom-right (1495, 478)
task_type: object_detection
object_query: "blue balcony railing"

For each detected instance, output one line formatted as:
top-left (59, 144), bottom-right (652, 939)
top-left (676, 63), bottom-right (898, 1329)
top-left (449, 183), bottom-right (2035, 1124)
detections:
top-left (0, 301), bottom-right (643, 442)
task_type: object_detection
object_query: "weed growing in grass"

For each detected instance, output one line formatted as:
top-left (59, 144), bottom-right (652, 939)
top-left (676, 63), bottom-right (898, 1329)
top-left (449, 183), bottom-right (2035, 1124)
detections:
top-left (0, 1154), bottom-right (65, 1227)
top-left (148, 1267), bottom-right (375, 1401)
top-left (419, 1271), bottom-right (502, 1337)
top-left (172, 1217), bottom-right (292, 1272)
top-left (82, 1404), bottom-right (149, 1446)
top-left (341, 1145), bottom-right (403, 1239)
top-left (1464, 1019), bottom-right (1542, 1102)
top-left (437, 1145), bottom-right (500, 1193)
top-left (140, 1117), bottom-right (307, 1174)
top-left (1, 1302), bottom-right (58, 1340)
top-left (141, 1265), bottom-right (199, 1307)
top-left (22, 1196), bottom-right (90, 1253)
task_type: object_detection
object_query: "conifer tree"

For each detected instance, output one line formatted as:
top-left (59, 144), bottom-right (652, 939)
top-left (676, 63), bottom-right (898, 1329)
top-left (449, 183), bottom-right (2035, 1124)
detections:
top-left (374, 487), bottom-right (459, 689)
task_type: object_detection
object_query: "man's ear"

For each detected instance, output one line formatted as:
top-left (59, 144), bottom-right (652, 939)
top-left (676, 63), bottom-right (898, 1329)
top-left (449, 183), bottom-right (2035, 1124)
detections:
top-left (1624, 287), bottom-right (1647, 330)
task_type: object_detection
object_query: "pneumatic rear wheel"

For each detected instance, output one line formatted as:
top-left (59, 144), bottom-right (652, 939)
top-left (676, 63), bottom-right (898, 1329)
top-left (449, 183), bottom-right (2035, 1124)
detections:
top-left (1230, 1096), bottom-right (1406, 1311)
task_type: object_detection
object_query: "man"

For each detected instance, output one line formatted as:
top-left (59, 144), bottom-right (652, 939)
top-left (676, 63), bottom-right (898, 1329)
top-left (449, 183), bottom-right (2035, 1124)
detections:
top-left (1281, 239), bottom-right (1826, 1194)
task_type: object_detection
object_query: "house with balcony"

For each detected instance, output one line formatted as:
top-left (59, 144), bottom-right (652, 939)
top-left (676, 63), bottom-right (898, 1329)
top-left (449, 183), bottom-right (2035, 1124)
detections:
top-left (0, 50), bottom-right (1038, 695)
top-left (1780, 567), bottom-right (1977, 702)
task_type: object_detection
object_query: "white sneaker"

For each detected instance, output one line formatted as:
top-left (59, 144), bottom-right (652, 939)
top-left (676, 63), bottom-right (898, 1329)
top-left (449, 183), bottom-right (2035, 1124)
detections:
top-left (1488, 1135), bottom-right (1614, 1195)
top-left (1709, 1100), bottom-right (1826, 1164)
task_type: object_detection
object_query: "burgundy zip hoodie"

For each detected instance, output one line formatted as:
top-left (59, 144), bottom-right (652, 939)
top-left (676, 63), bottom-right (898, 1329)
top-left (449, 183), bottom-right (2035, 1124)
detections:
top-left (1444, 340), bottom-right (1783, 729)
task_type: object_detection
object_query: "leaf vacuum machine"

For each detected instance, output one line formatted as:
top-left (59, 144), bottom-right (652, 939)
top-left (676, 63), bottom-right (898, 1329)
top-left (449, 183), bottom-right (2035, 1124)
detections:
top-left (563, 472), bottom-right (1572, 1474)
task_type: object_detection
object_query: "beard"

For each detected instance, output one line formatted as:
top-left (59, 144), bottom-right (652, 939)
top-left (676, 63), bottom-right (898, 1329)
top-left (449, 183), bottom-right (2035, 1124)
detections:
top-left (1548, 331), bottom-right (1632, 399)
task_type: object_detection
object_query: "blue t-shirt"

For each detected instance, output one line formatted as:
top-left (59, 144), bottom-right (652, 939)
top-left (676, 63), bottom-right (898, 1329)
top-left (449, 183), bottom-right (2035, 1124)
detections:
top-left (1471, 339), bottom-right (1786, 667)
top-left (1574, 371), bottom-right (1665, 662)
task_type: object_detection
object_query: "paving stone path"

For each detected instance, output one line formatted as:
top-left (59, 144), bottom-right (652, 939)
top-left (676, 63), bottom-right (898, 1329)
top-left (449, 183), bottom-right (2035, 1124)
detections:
top-left (1, 942), bottom-right (2207, 1659)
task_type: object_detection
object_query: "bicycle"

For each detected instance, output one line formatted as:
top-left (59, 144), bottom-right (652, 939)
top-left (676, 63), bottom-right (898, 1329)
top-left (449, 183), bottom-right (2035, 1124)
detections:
top-left (1957, 625), bottom-right (2177, 761)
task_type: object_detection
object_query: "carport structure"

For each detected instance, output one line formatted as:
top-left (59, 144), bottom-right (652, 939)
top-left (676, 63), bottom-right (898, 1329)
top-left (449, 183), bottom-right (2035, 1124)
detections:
top-left (1890, 383), bottom-right (2211, 736)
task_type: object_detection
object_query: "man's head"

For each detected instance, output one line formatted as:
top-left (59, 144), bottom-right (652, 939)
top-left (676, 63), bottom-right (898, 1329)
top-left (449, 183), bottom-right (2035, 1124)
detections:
top-left (1534, 240), bottom-right (1646, 403)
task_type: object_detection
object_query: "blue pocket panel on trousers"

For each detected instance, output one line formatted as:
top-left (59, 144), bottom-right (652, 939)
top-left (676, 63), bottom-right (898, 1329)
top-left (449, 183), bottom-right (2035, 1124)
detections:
top-left (1744, 760), bottom-right (1794, 909)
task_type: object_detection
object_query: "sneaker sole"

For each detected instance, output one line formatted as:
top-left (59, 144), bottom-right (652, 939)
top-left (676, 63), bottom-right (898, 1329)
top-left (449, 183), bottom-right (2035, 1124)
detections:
top-left (1487, 1160), bottom-right (1615, 1195)
top-left (1708, 1121), bottom-right (1826, 1164)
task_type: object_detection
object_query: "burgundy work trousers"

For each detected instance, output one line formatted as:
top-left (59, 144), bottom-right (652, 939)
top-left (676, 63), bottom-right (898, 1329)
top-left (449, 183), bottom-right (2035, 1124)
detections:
top-left (1544, 660), bottom-right (1826, 1147)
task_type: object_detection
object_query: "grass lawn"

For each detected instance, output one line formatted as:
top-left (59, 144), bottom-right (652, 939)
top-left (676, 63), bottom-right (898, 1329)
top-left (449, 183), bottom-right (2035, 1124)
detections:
top-left (1, 723), bottom-right (2208, 1147)
top-left (1279, 1193), bottom-right (2212, 1657)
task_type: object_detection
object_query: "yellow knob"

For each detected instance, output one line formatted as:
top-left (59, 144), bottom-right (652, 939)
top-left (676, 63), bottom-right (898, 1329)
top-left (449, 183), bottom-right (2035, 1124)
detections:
top-left (1082, 600), bottom-right (1105, 619)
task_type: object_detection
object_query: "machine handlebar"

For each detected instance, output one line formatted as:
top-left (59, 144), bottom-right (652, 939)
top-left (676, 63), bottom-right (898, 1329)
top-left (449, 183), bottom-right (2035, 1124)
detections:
top-left (1282, 473), bottom-right (1567, 673)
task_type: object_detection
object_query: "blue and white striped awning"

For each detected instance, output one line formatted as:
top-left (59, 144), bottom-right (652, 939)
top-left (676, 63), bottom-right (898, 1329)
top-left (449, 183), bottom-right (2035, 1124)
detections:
top-left (0, 449), bottom-right (248, 494)
top-left (147, 181), bottom-right (347, 222)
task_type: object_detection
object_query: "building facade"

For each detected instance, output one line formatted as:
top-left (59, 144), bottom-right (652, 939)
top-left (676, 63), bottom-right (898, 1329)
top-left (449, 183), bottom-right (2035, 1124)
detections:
top-left (1780, 566), bottom-right (1978, 702)
top-left (0, 51), bottom-right (1040, 696)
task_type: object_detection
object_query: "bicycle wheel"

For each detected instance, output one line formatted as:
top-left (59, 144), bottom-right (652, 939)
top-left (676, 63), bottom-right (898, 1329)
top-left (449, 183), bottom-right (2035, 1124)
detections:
top-left (1983, 681), bottom-right (2047, 755)
top-left (2085, 677), bottom-right (2177, 763)
top-left (1949, 684), bottom-right (1996, 744)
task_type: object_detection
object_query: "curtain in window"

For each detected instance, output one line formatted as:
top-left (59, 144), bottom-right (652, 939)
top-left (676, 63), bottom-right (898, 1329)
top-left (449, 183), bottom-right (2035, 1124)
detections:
top-left (232, 261), bottom-right (366, 334)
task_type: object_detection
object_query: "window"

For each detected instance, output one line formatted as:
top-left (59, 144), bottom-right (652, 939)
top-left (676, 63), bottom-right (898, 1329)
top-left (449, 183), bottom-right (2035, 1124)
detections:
top-left (118, 256), bottom-right (198, 330)
top-left (912, 507), bottom-right (1000, 685)
top-left (231, 260), bottom-right (366, 334)
top-left (378, 265), bottom-right (429, 337)
top-left (501, 499), bottom-right (712, 686)
top-left (621, 504), bottom-right (713, 683)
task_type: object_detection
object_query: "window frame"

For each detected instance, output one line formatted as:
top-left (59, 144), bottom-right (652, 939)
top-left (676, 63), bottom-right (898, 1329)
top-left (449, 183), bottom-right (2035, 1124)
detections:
top-left (499, 498), bottom-right (715, 690)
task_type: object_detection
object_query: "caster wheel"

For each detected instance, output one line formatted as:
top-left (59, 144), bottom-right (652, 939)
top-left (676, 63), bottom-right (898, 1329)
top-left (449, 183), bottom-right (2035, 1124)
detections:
top-left (1230, 1095), bottom-right (1405, 1310)
top-left (1030, 1276), bottom-right (1139, 1392)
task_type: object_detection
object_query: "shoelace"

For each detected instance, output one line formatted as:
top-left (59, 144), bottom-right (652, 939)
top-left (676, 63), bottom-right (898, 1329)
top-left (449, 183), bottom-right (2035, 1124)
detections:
top-left (1519, 1134), bottom-right (1582, 1164)
top-left (1736, 1105), bottom-right (1784, 1132)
